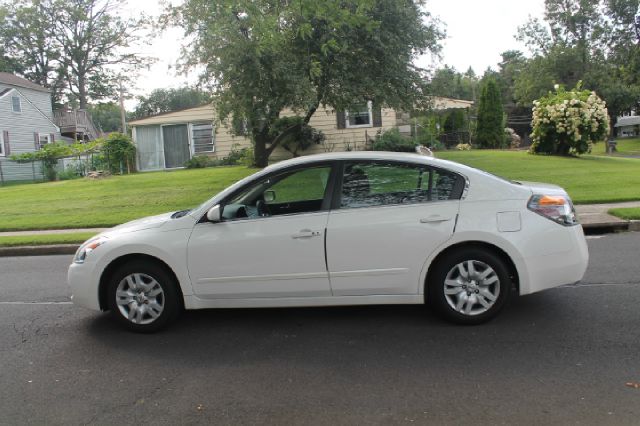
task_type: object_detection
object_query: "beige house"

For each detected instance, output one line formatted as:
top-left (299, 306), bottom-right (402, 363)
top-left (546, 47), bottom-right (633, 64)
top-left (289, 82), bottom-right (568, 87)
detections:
top-left (128, 98), bottom-right (470, 171)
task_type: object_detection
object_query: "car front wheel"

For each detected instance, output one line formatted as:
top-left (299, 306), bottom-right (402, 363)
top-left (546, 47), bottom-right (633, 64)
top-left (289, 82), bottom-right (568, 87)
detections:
top-left (429, 248), bottom-right (512, 324)
top-left (107, 261), bottom-right (181, 332)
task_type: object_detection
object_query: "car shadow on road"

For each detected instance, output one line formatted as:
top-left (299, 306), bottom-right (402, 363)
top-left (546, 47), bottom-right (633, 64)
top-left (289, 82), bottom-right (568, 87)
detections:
top-left (81, 290), bottom-right (575, 369)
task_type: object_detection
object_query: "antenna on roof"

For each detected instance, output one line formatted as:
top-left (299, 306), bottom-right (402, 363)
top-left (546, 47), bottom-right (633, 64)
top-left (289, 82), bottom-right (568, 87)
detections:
top-left (415, 145), bottom-right (434, 157)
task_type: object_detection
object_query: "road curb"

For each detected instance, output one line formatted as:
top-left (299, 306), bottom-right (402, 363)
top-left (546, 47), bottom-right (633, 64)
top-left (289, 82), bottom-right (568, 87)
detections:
top-left (0, 244), bottom-right (79, 257)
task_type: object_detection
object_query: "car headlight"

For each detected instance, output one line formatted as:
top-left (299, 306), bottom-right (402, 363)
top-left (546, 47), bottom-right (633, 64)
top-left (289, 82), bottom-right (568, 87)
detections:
top-left (73, 236), bottom-right (108, 264)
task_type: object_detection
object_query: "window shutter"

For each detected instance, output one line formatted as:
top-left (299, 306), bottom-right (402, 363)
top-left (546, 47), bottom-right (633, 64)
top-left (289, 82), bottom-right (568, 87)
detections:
top-left (372, 106), bottom-right (383, 127)
top-left (2, 131), bottom-right (9, 155)
top-left (336, 111), bottom-right (346, 129)
top-left (50, 133), bottom-right (55, 143)
top-left (34, 132), bottom-right (40, 150)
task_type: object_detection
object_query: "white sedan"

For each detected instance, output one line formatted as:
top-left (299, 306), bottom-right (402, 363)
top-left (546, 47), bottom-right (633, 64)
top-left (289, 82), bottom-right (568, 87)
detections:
top-left (68, 152), bottom-right (589, 332)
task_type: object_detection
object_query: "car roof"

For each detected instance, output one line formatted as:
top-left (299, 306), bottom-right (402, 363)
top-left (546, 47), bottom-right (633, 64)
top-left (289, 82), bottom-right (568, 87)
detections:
top-left (264, 151), bottom-right (476, 177)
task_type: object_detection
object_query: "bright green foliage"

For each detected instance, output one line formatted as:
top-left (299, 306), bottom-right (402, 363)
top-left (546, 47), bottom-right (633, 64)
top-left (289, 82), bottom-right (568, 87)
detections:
top-left (168, 0), bottom-right (444, 166)
top-left (429, 66), bottom-right (478, 101)
top-left (609, 207), bottom-right (640, 220)
top-left (530, 84), bottom-right (609, 155)
top-left (100, 133), bottom-right (136, 174)
top-left (272, 117), bottom-right (325, 158)
top-left (133, 87), bottom-right (213, 119)
top-left (88, 103), bottom-right (123, 133)
top-left (476, 78), bottom-right (505, 148)
top-left (372, 128), bottom-right (416, 152)
top-left (10, 141), bottom-right (100, 181)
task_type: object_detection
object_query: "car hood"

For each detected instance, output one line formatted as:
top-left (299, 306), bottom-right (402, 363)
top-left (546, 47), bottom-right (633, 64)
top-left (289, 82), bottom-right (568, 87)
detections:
top-left (515, 181), bottom-right (568, 196)
top-left (108, 211), bottom-right (175, 234)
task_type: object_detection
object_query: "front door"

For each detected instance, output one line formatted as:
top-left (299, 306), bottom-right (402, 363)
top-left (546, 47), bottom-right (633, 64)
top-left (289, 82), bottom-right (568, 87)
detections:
top-left (162, 124), bottom-right (190, 168)
top-left (187, 164), bottom-right (335, 299)
top-left (326, 161), bottom-right (461, 296)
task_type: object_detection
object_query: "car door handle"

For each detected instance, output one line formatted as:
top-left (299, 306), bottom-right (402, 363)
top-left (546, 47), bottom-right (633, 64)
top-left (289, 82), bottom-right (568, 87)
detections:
top-left (291, 229), bottom-right (322, 239)
top-left (420, 215), bottom-right (452, 223)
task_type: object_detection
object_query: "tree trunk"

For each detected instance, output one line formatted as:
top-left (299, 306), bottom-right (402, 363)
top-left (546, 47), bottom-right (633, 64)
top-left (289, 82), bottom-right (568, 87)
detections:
top-left (253, 132), bottom-right (270, 168)
top-left (78, 74), bottom-right (88, 110)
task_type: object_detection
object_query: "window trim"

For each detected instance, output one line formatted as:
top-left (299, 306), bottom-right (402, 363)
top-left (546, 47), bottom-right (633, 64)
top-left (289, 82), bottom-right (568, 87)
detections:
top-left (0, 131), bottom-right (4, 156)
top-left (345, 101), bottom-right (373, 129)
top-left (38, 133), bottom-right (51, 146)
top-left (199, 161), bottom-right (340, 224)
top-left (331, 159), bottom-right (466, 211)
top-left (189, 121), bottom-right (216, 154)
top-left (11, 96), bottom-right (22, 113)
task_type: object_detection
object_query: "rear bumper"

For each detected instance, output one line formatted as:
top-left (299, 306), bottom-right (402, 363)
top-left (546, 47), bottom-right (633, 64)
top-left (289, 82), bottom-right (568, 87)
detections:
top-left (518, 225), bottom-right (589, 295)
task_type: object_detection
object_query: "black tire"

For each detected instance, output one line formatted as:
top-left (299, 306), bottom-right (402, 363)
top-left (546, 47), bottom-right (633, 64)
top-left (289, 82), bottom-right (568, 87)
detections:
top-left (428, 247), bottom-right (512, 325)
top-left (106, 261), bottom-right (182, 333)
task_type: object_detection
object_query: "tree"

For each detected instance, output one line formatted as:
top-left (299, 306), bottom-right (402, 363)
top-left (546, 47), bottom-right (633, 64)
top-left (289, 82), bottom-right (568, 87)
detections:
top-left (429, 65), bottom-right (478, 101)
top-left (52, 0), bottom-right (151, 109)
top-left (476, 78), bottom-right (505, 148)
top-left (88, 102), bottom-right (123, 133)
top-left (168, 0), bottom-right (444, 166)
top-left (0, 0), bottom-right (60, 99)
top-left (515, 0), bottom-right (640, 134)
top-left (133, 87), bottom-right (213, 119)
top-left (0, 0), bottom-right (151, 109)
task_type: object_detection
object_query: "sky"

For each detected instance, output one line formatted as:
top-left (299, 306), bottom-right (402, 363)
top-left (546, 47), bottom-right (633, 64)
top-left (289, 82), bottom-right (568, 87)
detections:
top-left (122, 0), bottom-right (546, 108)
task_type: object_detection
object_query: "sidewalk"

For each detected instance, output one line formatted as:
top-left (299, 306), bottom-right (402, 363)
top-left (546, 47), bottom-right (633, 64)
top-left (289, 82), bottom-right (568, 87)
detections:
top-left (574, 201), bottom-right (640, 229)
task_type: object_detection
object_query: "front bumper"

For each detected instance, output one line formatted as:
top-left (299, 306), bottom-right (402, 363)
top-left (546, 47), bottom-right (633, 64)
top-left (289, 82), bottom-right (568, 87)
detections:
top-left (68, 261), bottom-right (102, 311)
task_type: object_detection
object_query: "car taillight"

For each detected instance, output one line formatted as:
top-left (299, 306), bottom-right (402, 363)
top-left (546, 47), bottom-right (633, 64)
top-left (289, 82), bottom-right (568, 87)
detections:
top-left (527, 194), bottom-right (578, 226)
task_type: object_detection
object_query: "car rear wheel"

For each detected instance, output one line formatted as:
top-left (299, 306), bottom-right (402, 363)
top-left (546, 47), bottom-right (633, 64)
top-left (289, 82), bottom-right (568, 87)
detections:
top-left (429, 248), bottom-right (511, 324)
top-left (107, 261), bottom-right (181, 333)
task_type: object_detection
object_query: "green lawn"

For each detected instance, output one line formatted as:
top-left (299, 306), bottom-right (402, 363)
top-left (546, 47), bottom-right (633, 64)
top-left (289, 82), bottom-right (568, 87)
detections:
top-left (608, 207), bottom-right (640, 220)
top-left (0, 167), bottom-right (254, 231)
top-left (0, 232), bottom-right (97, 247)
top-left (591, 137), bottom-right (640, 156)
top-left (1, 150), bottom-right (639, 231)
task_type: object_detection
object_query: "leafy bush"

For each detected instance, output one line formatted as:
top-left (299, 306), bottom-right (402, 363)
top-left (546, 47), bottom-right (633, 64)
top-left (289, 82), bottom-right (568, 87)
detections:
top-left (476, 78), bottom-right (505, 148)
top-left (504, 128), bottom-right (521, 149)
top-left (100, 133), bottom-right (136, 173)
top-left (530, 83), bottom-right (610, 155)
top-left (455, 143), bottom-right (472, 151)
top-left (185, 155), bottom-right (214, 169)
top-left (372, 128), bottom-right (417, 152)
top-left (57, 167), bottom-right (82, 181)
top-left (220, 144), bottom-right (250, 165)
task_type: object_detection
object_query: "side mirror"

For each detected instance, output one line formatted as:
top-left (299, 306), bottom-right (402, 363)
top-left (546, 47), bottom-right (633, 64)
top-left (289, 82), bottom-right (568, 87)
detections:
top-left (206, 205), bottom-right (222, 223)
top-left (264, 190), bottom-right (276, 203)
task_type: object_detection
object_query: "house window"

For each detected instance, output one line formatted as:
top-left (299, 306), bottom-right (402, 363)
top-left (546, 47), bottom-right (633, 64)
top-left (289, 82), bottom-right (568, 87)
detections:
top-left (38, 133), bottom-right (51, 146)
top-left (346, 101), bottom-right (373, 128)
top-left (191, 122), bottom-right (215, 153)
top-left (11, 96), bottom-right (21, 113)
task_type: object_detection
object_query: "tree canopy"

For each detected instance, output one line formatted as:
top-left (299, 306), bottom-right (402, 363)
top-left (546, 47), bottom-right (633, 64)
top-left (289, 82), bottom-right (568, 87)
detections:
top-left (476, 78), bottom-right (504, 148)
top-left (0, 0), bottom-right (151, 109)
top-left (168, 0), bottom-right (444, 166)
top-left (133, 87), bottom-right (213, 119)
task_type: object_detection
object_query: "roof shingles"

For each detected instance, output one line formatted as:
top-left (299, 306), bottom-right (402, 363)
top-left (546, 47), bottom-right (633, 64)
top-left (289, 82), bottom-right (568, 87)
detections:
top-left (0, 72), bottom-right (49, 93)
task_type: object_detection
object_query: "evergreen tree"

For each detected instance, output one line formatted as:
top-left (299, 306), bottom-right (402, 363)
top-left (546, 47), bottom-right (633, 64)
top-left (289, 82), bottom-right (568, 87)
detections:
top-left (476, 78), bottom-right (504, 148)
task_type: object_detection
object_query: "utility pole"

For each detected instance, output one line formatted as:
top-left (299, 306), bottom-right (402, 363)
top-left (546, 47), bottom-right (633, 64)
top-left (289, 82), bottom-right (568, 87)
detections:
top-left (119, 80), bottom-right (127, 134)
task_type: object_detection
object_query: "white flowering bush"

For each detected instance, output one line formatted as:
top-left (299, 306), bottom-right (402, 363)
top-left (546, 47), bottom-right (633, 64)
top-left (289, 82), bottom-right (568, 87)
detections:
top-left (455, 143), bottom-right (471, 151)
top-left (530, 84), bottom-right (610, 155)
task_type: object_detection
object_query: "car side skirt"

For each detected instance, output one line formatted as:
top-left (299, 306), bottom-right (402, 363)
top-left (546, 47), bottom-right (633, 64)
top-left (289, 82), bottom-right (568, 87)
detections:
top-left (184, 294), bottom-right (423, 310)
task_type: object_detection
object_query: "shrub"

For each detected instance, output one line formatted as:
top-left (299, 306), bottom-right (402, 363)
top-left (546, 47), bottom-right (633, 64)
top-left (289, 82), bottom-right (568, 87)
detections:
top-left (530, 83), bottom-right (610, 155)
top-left (221, 144), bottom-right (250, 166)
top-left (57, 167), bottom-right (82, 181)
top-left (100, 133), bottom-right (136, 173)
top-left (372, 128), bottom-right (417, 152)
top-left (455, 143), bottom-right (472, 151)
top-left (504, 128), bottom-right (521, 149)
top-left (185, 155), bottom-right (214, 168)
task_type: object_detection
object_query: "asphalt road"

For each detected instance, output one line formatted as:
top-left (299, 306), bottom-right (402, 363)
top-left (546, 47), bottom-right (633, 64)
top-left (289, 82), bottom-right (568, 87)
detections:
top-left (1, 233), bottom-right (639, 425)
